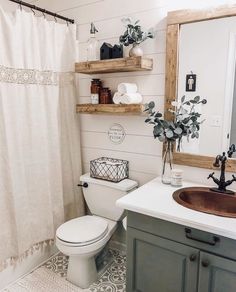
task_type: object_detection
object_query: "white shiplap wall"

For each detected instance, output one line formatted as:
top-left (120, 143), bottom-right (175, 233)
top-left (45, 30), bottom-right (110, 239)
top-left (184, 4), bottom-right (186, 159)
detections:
top-left (2, 0), bottom-right (233, 186)
top-left (35, 0), bottom-right (234, 186)
top-left (57, 0), bottom-right (169, 185)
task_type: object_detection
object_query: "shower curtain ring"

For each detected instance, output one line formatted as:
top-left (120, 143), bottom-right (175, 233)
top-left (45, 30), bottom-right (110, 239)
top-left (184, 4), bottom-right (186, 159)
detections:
top-left (54, 13), bottom-right (58, 22)
top-left (31, 6), bottom-right (36, 15)
top-left (19, 1), bottom-right (22, 11)
top-left (42, 9), bottom-right (46, 19)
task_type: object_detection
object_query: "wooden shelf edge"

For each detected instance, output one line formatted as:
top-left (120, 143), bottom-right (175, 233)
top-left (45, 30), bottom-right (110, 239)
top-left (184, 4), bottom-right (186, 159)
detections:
top-left (75, 57), bottom-right (153, 74)
top-left (76, 103), bottom-right (146, 115)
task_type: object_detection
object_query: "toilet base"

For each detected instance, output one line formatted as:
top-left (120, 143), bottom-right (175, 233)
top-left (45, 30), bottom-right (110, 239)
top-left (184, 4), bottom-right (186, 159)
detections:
top-left (56, 218), bottom-right (118, 288)
top-left (67, 255), bottom-right (98, 289)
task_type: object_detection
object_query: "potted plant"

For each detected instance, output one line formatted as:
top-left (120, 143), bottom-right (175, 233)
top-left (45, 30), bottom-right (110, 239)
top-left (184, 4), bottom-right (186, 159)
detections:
top-left (119, 18), bottom-right (154, 57)
top-left (145, 95), bottom-right (207, 184)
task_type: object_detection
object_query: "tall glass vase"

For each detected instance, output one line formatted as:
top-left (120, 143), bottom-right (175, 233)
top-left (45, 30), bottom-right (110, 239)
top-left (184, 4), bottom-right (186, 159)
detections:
top-left (162, 140), bottom-right (174, 184)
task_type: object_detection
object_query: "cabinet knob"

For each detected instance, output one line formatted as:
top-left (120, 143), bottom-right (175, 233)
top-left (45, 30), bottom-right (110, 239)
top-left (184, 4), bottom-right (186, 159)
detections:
top-left (189, 254), bottom-right (197, 262)
top-left (201, 260), bottom-right (210, 267)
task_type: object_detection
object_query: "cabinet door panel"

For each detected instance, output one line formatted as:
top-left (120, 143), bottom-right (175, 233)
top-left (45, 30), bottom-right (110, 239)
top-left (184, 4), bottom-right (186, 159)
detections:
top-left (198, 252), bottom-right (236, 292)
top-left (127, 227), bottom-right (199, 292)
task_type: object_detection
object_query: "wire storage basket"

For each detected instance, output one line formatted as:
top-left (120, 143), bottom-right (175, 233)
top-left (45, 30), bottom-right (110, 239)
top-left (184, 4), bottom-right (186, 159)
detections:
top-left (90, 157), bottom-right (129, 182)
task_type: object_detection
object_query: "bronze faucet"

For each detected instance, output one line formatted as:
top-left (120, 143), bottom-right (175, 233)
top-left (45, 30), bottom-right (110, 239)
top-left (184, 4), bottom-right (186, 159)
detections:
top-left (208, 151), bottom-right (236, 195)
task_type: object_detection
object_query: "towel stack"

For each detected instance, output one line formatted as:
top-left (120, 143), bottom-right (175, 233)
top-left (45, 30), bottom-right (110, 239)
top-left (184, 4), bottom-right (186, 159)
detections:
top-left (113, 83), bottom-right (143, 104)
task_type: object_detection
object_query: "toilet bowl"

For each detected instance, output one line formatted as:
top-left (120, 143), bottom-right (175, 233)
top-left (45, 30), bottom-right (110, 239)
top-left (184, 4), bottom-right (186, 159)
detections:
top-left (56, 215), bottom-right (117, 288)
top-left (56, 173), bottom-right (138, 288)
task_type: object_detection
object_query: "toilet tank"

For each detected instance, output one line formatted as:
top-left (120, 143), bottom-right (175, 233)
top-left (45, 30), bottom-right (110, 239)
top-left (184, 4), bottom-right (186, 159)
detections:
top-left (80, 173), bottom-right (138, 221)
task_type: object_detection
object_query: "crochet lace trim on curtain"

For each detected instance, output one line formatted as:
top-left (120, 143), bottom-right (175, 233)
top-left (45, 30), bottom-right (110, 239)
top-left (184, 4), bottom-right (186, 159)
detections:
top-left (0, 65), bottom-right (75, 86)
top-left (0, 239), bottom-right (55, 272)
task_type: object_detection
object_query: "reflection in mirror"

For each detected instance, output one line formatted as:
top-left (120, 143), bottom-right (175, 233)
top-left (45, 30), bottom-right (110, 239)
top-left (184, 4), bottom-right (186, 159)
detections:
top-left (228, 144), bottom-right (236, 158)
top-left (230, 85), bottom-right (236, 158)
top-left (177, 16), bottom-right (236, 158)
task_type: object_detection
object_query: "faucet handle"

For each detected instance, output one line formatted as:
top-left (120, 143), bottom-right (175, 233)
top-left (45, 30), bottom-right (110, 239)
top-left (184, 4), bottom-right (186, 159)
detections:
top-left (213, 155), bottom-right (220, 167)
top-left (208, 172), bottom-right (215, 180)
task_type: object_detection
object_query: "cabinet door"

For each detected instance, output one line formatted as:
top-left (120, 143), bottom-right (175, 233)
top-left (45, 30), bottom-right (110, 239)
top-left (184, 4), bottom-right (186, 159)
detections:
top-left (127, 227), bottom-right (199, 292)
top-left (198, 252), bottom-right (236, 292)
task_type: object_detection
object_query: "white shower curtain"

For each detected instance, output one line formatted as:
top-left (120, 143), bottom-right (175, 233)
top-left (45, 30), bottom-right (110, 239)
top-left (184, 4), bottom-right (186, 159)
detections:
top-left (0, 8), bottom-right (84, 270)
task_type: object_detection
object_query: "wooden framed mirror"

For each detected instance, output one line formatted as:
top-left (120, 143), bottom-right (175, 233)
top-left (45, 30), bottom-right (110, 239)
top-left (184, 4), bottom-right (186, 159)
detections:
top-left (165, 4), bottom-right (236, 172)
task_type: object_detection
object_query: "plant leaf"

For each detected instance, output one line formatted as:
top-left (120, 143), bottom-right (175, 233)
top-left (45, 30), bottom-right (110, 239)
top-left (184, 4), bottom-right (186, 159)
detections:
top-left (166, 129), bottom-right (174, 139)
top-left (155, 112), bottom-right (162, 118)
top-left (158, 135), bottom-right (166, 142)
top-left (174, 127), bottom-right (183, 135)
top-left (148, 101), bottom-right (155, 109)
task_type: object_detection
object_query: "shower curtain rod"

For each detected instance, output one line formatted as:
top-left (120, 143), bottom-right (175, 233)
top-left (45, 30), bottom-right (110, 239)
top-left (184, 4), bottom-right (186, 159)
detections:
top-left (8, 0), bottom-right (75, 24)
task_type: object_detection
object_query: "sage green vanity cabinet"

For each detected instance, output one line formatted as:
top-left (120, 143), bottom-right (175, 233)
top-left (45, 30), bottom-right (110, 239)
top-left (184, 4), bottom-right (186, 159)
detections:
top-left (126, 211), bottom-right (236, 292)
top-left (198, 252), bottom-right (236, 292)
top-left (127, 228), bottom-right (199, 292)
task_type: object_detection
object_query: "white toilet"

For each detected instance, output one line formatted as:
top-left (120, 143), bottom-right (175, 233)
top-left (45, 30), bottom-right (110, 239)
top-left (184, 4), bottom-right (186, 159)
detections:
top-left (56, 173), bottom-right (138, 288)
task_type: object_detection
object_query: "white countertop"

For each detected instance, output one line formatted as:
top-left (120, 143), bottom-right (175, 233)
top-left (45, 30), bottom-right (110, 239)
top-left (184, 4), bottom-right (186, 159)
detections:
top-left (116, 177), bottom-right (236, 240)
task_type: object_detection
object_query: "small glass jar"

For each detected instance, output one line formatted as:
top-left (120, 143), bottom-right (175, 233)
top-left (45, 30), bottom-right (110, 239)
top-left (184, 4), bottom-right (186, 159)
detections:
top-left (171, 169), bottom-right (183, 187)
top-left (91, 79), bottom-right (102, 104)
top-left (100, 87), bottom-right (112, 104)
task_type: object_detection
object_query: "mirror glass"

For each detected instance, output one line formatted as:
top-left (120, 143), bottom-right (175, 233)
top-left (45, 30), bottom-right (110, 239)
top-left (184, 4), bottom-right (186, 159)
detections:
top-left (177, 16), bottom-right (236, 158)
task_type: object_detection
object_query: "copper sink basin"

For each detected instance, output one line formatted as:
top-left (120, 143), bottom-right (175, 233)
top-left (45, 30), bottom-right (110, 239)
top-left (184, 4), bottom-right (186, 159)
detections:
top-left (173, 187), bottom-right (236, 218)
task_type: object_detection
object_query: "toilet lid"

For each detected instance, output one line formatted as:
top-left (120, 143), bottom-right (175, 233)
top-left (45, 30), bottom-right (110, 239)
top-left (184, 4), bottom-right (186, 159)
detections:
top-left (56, 216), bottom-right (108, 245)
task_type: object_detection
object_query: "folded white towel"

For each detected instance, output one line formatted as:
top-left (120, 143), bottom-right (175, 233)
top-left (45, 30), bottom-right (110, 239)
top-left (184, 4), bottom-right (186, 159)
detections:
top-left (121, 93), bottom-right (143, 104)
top-left (113, 92), bottom-right (123, 104)
top-left (113, 92), bottom-right (143, 104)
top-left (118, 83), bottom-right (138, 94)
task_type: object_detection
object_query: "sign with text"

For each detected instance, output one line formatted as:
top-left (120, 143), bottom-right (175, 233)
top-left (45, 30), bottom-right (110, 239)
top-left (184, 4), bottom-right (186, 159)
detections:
top-left (108, 124), bottom-right (126, 144)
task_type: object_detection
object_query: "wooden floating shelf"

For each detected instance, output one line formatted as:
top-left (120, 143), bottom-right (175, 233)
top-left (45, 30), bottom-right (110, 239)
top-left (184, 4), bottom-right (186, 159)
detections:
top-left (76, 104), bottom-right (145, 115)
top-left (75, 57), bottom-right (153, 74)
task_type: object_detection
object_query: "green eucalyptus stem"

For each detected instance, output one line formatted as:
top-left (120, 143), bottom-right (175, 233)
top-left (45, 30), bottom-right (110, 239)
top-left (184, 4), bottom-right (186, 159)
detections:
top-left (177, 137), bottom-right (182, 152)
top-left (144, 95), bottom-right (207, 152)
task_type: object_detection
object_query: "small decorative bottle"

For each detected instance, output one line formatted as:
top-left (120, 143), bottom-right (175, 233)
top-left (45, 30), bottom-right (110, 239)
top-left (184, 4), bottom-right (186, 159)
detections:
top-left (100, 88), bottom-right (112, 104)
top-left (87, 23), bottom-right (99, 61)
top-left (91, 79), bottom-right (102, 104)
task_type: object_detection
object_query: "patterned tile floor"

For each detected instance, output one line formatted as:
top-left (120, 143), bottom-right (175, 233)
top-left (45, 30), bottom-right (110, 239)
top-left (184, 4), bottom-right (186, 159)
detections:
top-left (43, 249), bottom-right (126, 292)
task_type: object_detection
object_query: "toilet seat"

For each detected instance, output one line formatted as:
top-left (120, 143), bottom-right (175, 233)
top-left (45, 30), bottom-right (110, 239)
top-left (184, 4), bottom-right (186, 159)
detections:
top-left (56, 216), bottom-right (108, 246)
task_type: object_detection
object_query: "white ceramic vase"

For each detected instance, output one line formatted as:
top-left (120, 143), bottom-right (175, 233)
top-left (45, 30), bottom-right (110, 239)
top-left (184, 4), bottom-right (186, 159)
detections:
top-left (129, 44), bottom-right (143, 57)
